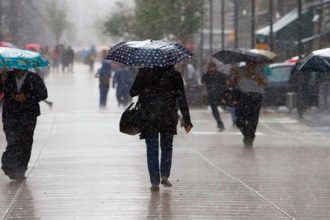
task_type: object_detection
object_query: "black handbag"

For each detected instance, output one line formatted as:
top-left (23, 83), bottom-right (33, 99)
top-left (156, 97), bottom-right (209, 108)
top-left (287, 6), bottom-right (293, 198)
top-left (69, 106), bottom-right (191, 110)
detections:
top-left (119, 102), bottom-right (142, 135)
top-left (221, 87), bottom-right (242, 107)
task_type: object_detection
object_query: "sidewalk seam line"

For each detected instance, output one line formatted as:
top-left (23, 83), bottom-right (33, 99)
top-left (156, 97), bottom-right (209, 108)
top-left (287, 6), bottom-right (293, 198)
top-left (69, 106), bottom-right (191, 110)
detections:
top-left (3, 114), bottom-right (57, 220)
top-left (193, 150), bottom-right (296, 220)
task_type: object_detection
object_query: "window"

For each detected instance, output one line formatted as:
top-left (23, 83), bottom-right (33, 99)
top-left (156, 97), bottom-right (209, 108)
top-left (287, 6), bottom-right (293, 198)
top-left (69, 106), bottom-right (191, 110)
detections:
top-left (268, 66), bottom-right (293, 83)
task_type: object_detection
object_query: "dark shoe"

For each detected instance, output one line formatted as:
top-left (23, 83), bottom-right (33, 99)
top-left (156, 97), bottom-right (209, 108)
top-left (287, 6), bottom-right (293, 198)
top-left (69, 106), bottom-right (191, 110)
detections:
top-left (150, 184), bottom-right (160, 192)
top-left (217, 123), bottom-right (225, 131)
top-left (8, 173), bottom-right (26, 181)
top-left (161, 177), bottom-right (173, 187)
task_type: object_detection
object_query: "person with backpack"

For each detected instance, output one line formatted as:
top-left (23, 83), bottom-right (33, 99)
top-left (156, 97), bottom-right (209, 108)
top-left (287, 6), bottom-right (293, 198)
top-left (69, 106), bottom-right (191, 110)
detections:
top-left (130, 65), bottom-right (193, 191)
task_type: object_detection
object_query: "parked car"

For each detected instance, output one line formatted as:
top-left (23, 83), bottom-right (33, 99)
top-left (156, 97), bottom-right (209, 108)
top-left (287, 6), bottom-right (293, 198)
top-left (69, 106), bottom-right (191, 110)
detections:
top-left (263, 63), bottom-right (295, 106)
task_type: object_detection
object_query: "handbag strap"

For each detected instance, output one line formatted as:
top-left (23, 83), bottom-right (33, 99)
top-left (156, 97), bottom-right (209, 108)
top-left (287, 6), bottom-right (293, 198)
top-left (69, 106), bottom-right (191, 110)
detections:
top-left (126, 102), bottom-right (135, 109)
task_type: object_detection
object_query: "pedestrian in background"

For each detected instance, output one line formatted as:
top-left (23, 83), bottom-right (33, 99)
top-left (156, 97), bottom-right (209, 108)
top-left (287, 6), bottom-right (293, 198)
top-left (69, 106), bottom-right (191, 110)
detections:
top-left (61, 46), bottom-right (71, 73)
top-left (113, 65), bottom-right (134, 106)
top-left (85, 45), bottom-right (97, 73)
top-left (289, 64), bottom-right (311, 119)
top-left (95, 51), bottom-right (112, 107)
top-left (184, 60), bottom-right (199, 86)
top-left (67, 46), bottom-right (75, 73)
top-left (130, 65), bottom-right (193, 191)
top-left (202, 62), bottom-right (227, 131)
top-left (227, 64), bottom-right (241, 126)
top-left (1, 69), bottom-right (48, 180)
top-left (52, 45), bottom-right (61, 73)
top-left (233, 62), bottom-right (268, 147)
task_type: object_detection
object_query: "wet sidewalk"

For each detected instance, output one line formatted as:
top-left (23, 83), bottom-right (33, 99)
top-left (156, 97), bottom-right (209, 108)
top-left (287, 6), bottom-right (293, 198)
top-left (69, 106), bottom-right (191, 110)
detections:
top-left (300, 109), bottom-right (330, 128)
top-left (265, 106), bottom-right (330, 130)
top-left (0, 65), bottom-right (330, 219)
top-left (0, 110), bottom-right (296, 220)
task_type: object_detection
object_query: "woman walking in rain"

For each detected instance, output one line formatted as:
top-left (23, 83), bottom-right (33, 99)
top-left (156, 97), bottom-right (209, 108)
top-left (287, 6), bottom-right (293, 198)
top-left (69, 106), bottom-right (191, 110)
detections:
top-left (130, 65), bottom-right (193, 191)
top-left (233, 62), bottom-right (267, 147)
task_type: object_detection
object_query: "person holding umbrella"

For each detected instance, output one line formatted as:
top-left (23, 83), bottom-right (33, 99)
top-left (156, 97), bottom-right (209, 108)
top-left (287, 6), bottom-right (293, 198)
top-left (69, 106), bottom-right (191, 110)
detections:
top-left (107, 40), bottom-right (194, 191)
top-left (290, 48), bottom-right (330, 117)
top-left (1, 68), bottom-right (48, 180)
top-left (130, 65), bottom-right (193, 191)
top-left (233, 62), bottom-right (268, 147)
top-left (213, 48), bottom-right (271, 147)
top-left (0, 47), bottom-right (48, 180)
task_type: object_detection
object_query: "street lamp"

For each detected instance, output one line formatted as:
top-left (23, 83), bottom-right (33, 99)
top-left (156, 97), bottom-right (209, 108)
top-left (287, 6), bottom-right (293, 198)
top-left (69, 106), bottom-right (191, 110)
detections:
top-left (221, 0), bottom-right (225, 50)
top-left (269, 0), bottom-right (274, 51)
top-left (251, 0), bottom-right (255, 48)
top-left (234, 0), bottom-right (239, 48)
top-left (209, 0), bottom-right (213, 54)
top-left (0, 0), bottom-right (2, 40)
top-left (297, 0), bottom-right (304, 58)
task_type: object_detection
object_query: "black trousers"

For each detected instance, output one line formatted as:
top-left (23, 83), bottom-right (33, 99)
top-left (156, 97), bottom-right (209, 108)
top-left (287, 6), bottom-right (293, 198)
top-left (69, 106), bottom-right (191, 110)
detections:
top-left (207, 94), bottom-right (224, 128)
top-left (1, 114), bottom-right (37, 177)
top-left (235, 93), bottom-right (262, 140)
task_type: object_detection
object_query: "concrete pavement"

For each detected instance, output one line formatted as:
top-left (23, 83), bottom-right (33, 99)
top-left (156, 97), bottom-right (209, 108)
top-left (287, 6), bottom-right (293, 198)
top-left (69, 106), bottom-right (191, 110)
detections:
top-left (0, 64), bottom-right (329, 219)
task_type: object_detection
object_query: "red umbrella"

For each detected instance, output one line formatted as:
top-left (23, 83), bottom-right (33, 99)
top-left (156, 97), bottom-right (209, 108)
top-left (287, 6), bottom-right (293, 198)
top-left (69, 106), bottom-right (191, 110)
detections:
top-left (0, 41), bottom-right (15, 48)
top-left (25, 42), bottom-right (41, 51)
top-left (285, 56), bottom-right (300, 64)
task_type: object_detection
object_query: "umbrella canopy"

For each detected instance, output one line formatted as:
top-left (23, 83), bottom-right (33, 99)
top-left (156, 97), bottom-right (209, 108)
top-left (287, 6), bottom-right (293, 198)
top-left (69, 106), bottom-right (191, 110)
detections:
top-left (298, 48), bottom-right (330, 73)
top-left (213, 48), bottom-right (272, 64)
top-left (25, 42), bottom-right (41, 51)
top-left (0, 41), bottom-right (16, 48)
top-left (0, 47), bottom-right (49, 70)
top-left (250, 49), bottom-right (277, 60)
top-left (285, 56), bottom-right (300, 64)
top-left (105, 40), bottom-right (194, 67)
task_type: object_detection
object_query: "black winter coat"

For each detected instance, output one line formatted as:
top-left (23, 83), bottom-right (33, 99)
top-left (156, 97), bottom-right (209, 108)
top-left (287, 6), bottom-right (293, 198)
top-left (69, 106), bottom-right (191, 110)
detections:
top-left (2, 71), bottom-right (48, 119)
top-left (130, 67), bottom-right (192, 139)
top-left (201, 70), bottom-right (228, 99)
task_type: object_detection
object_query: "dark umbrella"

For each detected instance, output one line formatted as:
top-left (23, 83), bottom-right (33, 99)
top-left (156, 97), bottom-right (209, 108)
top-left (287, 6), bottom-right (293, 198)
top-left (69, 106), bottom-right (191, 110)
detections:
top-left (212, 48), bottom-right (272, 64)
top-left (298, 48), bottom-right (330, 73)
top-left (105, 40), bottom-right (194, 67)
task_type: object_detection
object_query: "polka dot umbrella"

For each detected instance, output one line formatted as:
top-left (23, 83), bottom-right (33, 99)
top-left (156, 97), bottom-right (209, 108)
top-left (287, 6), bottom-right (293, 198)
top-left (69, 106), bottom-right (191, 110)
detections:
top-left (105, 40), bottom-right (194, 67)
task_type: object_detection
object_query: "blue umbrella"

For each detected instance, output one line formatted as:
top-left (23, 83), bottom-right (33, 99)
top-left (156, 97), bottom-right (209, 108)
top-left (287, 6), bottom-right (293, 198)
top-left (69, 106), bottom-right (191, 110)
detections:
top-left (105, 40), bottom-right (194, 67)
top-left (0, 47), bottom-right (49, 70)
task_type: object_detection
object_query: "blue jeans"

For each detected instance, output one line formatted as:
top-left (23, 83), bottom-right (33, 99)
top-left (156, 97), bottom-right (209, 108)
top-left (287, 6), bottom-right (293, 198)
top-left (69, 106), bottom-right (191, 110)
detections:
top-left (228, 107), bottom-right (236, 123)
top-left (145, 133), bottom-right (174, 185)
top-left (99, 85), bottom-right (109, 106)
